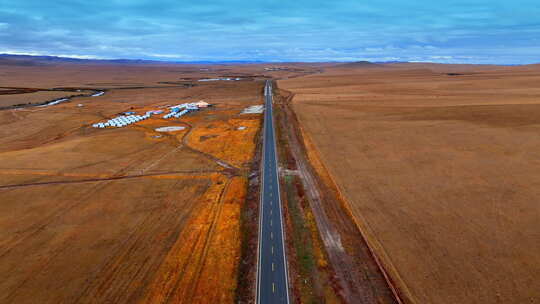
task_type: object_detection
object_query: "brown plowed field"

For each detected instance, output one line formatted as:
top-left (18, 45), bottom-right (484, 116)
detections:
top-left (279, 63), bottom-right (540, 304)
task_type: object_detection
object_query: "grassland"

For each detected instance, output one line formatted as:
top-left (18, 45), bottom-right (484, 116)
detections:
top-left (279, 63), bottom-right (540, 304)
top-left (0, 59), bottom-right (320, 303)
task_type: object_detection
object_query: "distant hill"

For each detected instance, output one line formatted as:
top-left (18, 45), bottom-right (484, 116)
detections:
top-left (0, 54), bottom-right (160, 66)
top-left (0, 54), bottom-right (267, 66)
top-left (0, 55), bottom-right (45, 66)
top-left (335, 61), bottom-right (384, 68)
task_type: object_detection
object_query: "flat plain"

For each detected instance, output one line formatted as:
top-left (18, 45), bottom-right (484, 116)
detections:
top-left (5, 57), bottom-right (538, 304)
top-left (279, 63), bottom-right (540, 304)
top-left (0, 59), bottom-right (316, 303)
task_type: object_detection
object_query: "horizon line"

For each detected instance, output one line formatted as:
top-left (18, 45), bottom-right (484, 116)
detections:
top-left (0, 52), bottom-right (537, 66)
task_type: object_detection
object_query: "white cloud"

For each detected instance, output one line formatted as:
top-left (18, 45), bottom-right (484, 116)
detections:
top-left (0, 49), bottom-right (106, 59)
top-left (144, 53), bottom-right (191, 59)
top-left (430, 55), bottom-right (453, 59)
top-left (55, 54), bottom-right (106, 59)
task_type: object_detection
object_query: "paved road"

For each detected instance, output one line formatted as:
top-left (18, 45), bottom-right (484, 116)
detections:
top-left (257, 80), bottom-right (290, 304)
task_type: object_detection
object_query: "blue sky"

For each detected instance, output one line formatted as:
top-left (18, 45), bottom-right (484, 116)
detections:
top-left (0, 0), bottom-right (539, 63)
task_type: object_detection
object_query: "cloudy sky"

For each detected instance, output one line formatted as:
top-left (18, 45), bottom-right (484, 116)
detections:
top-left (0, 0), bottom-right (539, 63)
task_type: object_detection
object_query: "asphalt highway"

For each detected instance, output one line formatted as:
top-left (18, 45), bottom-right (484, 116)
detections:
top-left (256, 80), bottom-right (290, 304)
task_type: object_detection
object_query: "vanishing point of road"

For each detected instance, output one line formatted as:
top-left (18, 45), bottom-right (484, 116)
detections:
top-left (256, 80), bottom-right (290, 304)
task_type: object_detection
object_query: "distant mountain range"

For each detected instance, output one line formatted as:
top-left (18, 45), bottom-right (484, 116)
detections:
top-left (0, 54), bottom-right (267, 66)
top-left (0, 53), bottom-right (417, 67)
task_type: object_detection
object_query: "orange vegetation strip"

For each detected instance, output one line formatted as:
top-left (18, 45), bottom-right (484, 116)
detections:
top-left (188, 176), bottom-right (247, 303)
top-left (187, 118), bottom-right (260, 168)
top-left (141, 175), bottom-right (247, 304)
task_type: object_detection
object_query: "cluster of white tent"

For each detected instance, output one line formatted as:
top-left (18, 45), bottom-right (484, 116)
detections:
top-left (92, 114), bottom-right (150, 128)
top-left (91, 101), bottom-right (210, 129)
top-left (162, 102), bottom-right (203, 119)
top-left (163, 109), bottom-right (190, 119)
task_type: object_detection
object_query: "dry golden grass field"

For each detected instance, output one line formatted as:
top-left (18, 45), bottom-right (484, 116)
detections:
top-left (0, 60), bottom-right (317, 303)
top-left (279, 63), bottom-right (540, 304)
top-left (6, 56), bottom-right (539, 303)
